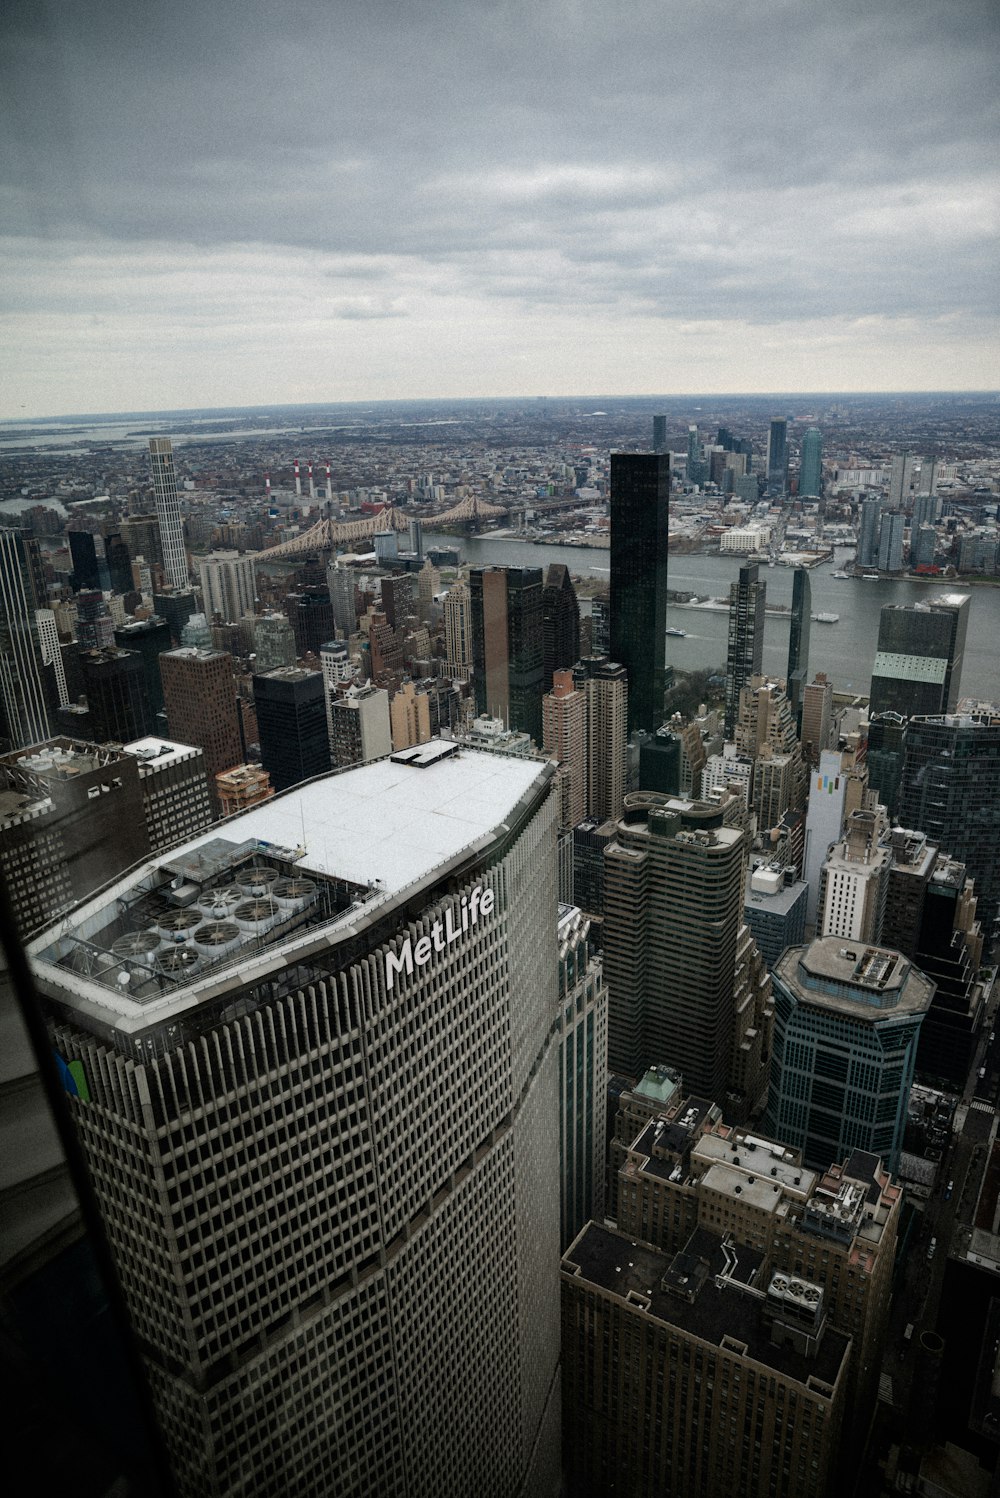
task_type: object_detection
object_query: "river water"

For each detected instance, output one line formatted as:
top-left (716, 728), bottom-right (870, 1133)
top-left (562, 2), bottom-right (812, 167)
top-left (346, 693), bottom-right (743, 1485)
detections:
top-left (425, 533), bottom-right (1000, 702)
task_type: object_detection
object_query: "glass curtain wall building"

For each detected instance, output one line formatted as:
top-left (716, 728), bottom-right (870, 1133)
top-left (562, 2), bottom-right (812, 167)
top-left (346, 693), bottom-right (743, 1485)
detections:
top-left (609, 452), bottom-right (669, 734)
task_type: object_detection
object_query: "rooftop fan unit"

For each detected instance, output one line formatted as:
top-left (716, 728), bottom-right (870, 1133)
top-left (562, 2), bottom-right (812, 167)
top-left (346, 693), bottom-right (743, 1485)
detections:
top-left (158, 908), bottom-right (202, 938)
top-left (156, 946), bottom-right (201, 978)
top-left (237, 866), bottom-right (279, 897)
top-left (234, 898), bottom-right (280, 933)
top-left (192, 921), bottom-right (241, 958)
top-left (111, 931), bottom-right (162, 964)
top-left (198, 884), bottom-right (242, 919)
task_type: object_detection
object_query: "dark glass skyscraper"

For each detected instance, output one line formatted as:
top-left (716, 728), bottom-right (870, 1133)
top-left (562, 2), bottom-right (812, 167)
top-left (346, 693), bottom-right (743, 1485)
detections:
top-left (254, 666), bottom-right (330, 792)
top-left (786, 568), bottom-right (811, 718)
top-left (609, 452), bottom-right (669, 734)
top-left (798, 426), bottom-right (822, 497)
top-left (724, 562), bottom-right (765, 737)
top-left (80, 648), bottom-right (153, 744)
top-left (765, 419), bottom-right (789, 495)
top-left (869, 595), bottom-right (969, 717)
top-left (898, 712), bottom-right (1000, 927)
top-left (541, 563), bottom-right (580, 692)
top-left (68, 531), bottom-right (100, 592)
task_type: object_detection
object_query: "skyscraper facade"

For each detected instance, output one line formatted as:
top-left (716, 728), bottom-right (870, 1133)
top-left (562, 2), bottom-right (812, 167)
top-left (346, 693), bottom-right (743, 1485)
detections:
top-left (198, 551), bottom-right (258, 623)
top-left (160, 648), bottom-right (242, 812)
top-left (469, 565), bottom-right (544, 744)
top-left (80, 648), bottom-right (154, 744)
top-left (114, 616), bottom-right (171, 717)
top-left (30, 744), bottom-right (563, 1498)
top-left (556, 904), bottom-right (608, 1249)
top-left (443, 578), bottom-right (472, 679)
top-left (786, 567), bottom-right (812, 717)
top-left (609, 452), bottom-right (669, 734)
top-left (724, 562), bottom-right (765, 738)
top-left (876, 510), bottom-right (905, 572)
top-left (540, 563), bottom-right (580, 693)
top-left (798, 426), bottom-right (823, 497)
top-left (858, 499), bottom-right (882, 568)
top-left (562, 1222), bottom-right (849, 1498)
top-left (765, 938), bottom-right (934, 1171)
top-left (254, 667), bottom-right (330, 792)
top-left (0, 530), bottom-right (54, 751)
top-left (329, 680), bottom-right (392, 767)
top-left (897, 712), bottom-right (1000, 926)
top-left (572, 656), bottom-right (629, 823)
top-left (765, 418), bottom-right (789, 494)
top-left (602, 793), bottom-right (772, 1114)
top-left (148, 438), bottom-right (189, 591)
top-left (542, 670), bottom-right (586, 830)
top-left (869, 595), bottom-right (970, 717)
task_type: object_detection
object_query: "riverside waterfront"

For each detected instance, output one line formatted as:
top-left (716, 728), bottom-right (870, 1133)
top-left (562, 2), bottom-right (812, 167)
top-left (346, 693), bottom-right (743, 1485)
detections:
top-left (425, 534), bottom-right (1000, 701)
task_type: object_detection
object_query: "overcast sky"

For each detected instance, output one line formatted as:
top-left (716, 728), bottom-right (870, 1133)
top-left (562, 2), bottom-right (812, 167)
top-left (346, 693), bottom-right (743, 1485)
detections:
top-left (2, 0), bottom-right (998, 419)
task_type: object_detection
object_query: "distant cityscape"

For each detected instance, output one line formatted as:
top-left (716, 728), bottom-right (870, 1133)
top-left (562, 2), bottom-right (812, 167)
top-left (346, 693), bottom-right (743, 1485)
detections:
top-left (2, 391), bottom-right (1000, 1498)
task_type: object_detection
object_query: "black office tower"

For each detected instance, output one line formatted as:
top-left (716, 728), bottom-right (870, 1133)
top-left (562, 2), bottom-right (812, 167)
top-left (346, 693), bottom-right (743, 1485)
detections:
top-left (766, 419), bottom-right (789, 495)
top-left (869, 595), bottom-right (970, 718)
top-left (898, 712), bottom-right (1000, 928)
top-left (541, 563), bottom-right (580, 692)
top-left (253, 666), bottom-right (331, 792)
top-left (786, 568), bottom-right (812, 720)
top-left (68, 531), bottom-right (100, 592)
top-left (113, 616), bottom-right (171, 718)
top-left (609, 452), bottom-right (669, 734)
top-left (80, 648), bottom-right (154, 743)
top-left (724, 562), bottom-right (765, 738)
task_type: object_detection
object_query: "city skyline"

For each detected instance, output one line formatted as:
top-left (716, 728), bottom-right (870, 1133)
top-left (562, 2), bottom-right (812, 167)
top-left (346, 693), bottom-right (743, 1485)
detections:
top-left (3, 0), bottom-right (998, 419)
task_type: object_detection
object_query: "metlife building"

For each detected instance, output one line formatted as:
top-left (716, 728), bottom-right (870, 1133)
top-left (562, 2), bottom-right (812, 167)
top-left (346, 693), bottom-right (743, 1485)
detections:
top-left (29, 740), bottom-right (562, 1498)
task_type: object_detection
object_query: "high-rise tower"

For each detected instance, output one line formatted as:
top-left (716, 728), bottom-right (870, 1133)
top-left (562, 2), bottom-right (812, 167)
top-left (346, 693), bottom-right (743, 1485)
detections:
top-left (540, 563), bottom-right (580, 693)
top-left (148, 438), bottom-right (189, 591)
top-left (160, 648), bottom-right (242, 812)
top-left (765, 939), bottom-right (933, 1172)
top-left (602, 793), bottom-right (772, 1112)
top-left (572, 657), bottom-right (629, 823)
top-left (443, 578), bottom-right (472, 680)
top-left (609, 452), bottom-right (669, 734)
top-left (786, 567), bottom-right (811, 718)
top-left (765, 419), bottom-right (788, 495)
top-left (869, 595), bottom-right (970, 717)
top-left (724, 562), bottom-right (765, 738)
top-left (30, 744), bottom-right (563, 1498)
top-left (253, 666), bottom-right (330, 792)
top-left (0, 530), bottom-right (54, 750)
top-left (198, 552), bottom-right (258, 623)
top-left (877, 510), bottom-right (905, 572)
top-left (898, 711), bottom-right (1000, 926)
top-left (469, 566), bottom-right (544, 744)
top-left (798, 426), bottom-right (823, 497)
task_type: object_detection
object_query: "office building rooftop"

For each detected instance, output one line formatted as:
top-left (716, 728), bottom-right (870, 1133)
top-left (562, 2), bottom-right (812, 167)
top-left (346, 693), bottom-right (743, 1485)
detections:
top-left (28, 743), bottom-right (552, 1030)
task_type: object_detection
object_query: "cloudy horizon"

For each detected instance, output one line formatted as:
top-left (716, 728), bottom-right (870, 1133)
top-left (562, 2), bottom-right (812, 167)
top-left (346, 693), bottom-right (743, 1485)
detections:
top-left (2, 0), bottom-right (998, 421)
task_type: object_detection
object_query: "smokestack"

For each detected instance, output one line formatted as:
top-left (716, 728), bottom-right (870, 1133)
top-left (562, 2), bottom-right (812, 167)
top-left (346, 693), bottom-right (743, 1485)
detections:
top-left (293, 459), bottom-right (301, 497)
top-left (308, 461), bottom-right (316, 500)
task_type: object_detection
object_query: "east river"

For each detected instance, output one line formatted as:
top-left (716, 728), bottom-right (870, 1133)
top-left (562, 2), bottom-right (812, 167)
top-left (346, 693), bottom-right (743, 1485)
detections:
top-left (425, 534), bottom-right (1000, 703)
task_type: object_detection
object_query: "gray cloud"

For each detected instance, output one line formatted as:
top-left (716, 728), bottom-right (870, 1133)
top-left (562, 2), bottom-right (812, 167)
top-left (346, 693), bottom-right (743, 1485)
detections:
top-left (1, 0), bottom-right (998, 414)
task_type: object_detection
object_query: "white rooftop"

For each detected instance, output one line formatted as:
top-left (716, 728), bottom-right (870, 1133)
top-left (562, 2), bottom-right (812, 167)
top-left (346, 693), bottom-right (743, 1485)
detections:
top-left (202, 745), bottom-right (546, 892)
top-left (122, 737), bottom-right (201, 768)
top-left (28, 745), bottom-right (552, 1028)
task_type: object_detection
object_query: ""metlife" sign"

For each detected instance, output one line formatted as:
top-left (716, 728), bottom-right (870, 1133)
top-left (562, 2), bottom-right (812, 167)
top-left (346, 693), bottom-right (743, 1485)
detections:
top-left (384, 883), bottom-right (496, 991)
